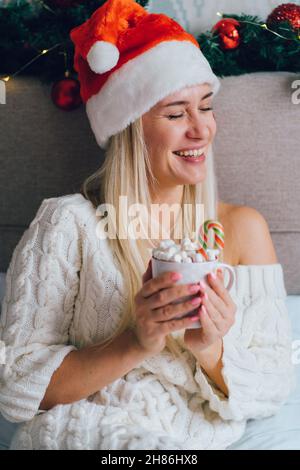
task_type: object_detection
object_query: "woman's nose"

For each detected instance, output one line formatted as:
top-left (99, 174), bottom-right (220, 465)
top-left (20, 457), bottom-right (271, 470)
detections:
top-left (186, 114), bottom-right (210, 140)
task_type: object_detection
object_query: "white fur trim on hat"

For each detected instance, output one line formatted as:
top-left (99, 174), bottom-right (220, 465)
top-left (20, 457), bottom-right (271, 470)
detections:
top-left (86, 40), bottom-right (221, 149)
top-left (87, 41), bottom-right (120, 74)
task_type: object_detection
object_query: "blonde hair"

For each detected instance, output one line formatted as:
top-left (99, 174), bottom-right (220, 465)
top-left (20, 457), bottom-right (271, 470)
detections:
top-left (80, 117), bottom-right (219, 357)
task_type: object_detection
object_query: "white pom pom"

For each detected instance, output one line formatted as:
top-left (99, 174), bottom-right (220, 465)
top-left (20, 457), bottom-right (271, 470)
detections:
top-left (87, 41), bottom-right (120, 74)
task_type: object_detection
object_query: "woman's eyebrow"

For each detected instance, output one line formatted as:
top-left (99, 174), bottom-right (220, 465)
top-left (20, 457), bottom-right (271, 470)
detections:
top-left (162, 91), bottom-right (213, 108)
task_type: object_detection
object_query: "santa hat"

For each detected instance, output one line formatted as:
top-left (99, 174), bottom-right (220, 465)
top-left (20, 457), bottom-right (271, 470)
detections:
top-left (70, 0), bottom-right (220, 149)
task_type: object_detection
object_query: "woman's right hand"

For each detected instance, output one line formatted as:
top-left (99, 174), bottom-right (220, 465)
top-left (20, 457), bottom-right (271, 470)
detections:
top-left (132, 261), bottom-right (202, 356)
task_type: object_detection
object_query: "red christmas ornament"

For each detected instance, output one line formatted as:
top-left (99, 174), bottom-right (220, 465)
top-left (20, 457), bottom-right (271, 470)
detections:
top-left (51, 78), bottom-right (82, 111)
top-left (267, 3), bottom-right (300, 32)
top-left (212, 18), bottom-right (241, 50)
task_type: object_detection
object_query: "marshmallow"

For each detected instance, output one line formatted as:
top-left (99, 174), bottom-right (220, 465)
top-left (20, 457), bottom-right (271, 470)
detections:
top-left (206, 249), bottom-right (220, 261)
top-left (153, 239), bottom-right (219, 263)
top-left (160, 239), bottom-right (176, 250)
top-left (195, 253), bottom-right (205, 263)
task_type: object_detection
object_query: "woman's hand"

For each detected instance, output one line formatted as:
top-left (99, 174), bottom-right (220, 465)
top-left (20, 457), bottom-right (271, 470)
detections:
top-left (133, 261), bottom-right (203, 356)
top-left (184, 269), bottom-right (237, 355)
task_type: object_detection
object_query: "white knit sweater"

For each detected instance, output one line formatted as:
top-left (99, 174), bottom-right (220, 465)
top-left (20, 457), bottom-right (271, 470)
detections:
top-left (0, 193), bottom-right (295, 450)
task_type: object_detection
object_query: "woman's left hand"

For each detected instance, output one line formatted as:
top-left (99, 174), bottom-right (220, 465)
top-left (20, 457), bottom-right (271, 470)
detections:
top-left (183, 269), bottom-right (237, 355)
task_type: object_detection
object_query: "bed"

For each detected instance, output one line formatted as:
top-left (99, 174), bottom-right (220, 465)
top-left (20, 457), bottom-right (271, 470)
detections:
top-left (0, 71), bottom-right (299, 450)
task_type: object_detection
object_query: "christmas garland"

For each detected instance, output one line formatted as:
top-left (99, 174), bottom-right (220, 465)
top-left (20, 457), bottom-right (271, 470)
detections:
top-left (198, 10), bottom-right (300, 76)
top-left (0, 0), bottom-right (149, 81)
top-left (0, 1), bottom-right (299, 111)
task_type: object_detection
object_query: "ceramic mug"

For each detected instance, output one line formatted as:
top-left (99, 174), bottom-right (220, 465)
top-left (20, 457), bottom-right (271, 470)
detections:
top-left (151, 257), bottom-right (235, 329)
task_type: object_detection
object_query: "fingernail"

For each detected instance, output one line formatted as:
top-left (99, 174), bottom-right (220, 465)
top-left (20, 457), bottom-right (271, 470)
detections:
top-left (210, 272), bottom-right (217, 280)
top-left (191, 315), bottom-right (200, 322)
top-left (189, 284), bottom-right (200, 294)
top-left (191, 296), bottom-right (201, 305)
top-left (199, 280), bottom-right (206, 290)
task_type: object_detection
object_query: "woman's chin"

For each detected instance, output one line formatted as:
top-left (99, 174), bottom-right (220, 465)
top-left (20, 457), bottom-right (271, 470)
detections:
top-left (174, 169), bottom-right (207, 185)
top-left (177, 178), bottom-right (205, 185)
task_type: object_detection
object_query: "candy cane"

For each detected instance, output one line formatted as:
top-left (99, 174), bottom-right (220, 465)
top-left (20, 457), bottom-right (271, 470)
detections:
top-left (198, 219), bottom-right (225, 259)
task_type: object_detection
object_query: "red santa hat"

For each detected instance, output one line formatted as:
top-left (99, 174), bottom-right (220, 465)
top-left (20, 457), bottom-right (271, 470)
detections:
top-left (70, 0), bottom-right (220, 149)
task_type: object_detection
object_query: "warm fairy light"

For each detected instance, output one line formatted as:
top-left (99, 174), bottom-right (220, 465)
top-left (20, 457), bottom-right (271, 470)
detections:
top-left (2, 76), bottom-right (10, 82)
top-left (216, 12), bottom-right (222, 17)
top-left (262, 23), bottom-right (267, 29)
top-left (41, 49), bottom-right (48, 54)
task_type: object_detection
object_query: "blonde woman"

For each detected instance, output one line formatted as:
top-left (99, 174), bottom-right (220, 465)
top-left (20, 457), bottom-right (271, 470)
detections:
top-left (0, 0), bottom-right (295, 450)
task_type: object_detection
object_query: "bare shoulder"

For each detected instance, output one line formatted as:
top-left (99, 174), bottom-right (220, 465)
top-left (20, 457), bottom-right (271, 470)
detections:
top-left (229, 205), bottom-right (278, 265)
top-left (217, 201), bottom-right (240, 265)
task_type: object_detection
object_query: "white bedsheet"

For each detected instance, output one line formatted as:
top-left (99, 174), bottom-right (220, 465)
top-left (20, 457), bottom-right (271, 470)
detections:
top-left (0, 274), bottom-right (299, 450)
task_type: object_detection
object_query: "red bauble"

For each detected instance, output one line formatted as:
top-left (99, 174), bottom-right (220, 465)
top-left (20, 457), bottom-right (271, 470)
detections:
top-left (212, 18), bottom-right (241, 50)
top-left (51, 78), bottom-right (82, 111)
top-left (267, 3), bottom-right (300, 32)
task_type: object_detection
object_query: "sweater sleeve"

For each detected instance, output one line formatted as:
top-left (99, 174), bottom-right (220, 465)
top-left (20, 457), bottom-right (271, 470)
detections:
top-left (194, 264), bottom-right (296, 421)
top-left (0, 197), bottom-right (82, 423)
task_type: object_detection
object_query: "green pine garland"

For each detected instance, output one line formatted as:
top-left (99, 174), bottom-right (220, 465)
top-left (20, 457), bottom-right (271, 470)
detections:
top-left (197, 14), bottom-right (300, 76)
top-left (0, 1), bottom-right (299, 82)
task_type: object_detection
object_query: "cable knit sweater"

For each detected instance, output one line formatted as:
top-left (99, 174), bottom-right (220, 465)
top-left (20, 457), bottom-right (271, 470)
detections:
top-left (0, 193), bottom-right (295, 450)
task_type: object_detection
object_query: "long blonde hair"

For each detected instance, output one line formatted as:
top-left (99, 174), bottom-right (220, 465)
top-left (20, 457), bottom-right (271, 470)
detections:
top-left (80, 117), bottom-right (219, 356)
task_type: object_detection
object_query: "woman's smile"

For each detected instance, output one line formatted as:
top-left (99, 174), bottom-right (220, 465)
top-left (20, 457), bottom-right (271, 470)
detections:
top-left (173, 152), bottom-right (206, 164)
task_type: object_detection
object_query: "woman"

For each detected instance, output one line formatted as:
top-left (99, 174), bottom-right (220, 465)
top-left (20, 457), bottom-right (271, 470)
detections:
top-left (0, 0), bottom-right (295, 450)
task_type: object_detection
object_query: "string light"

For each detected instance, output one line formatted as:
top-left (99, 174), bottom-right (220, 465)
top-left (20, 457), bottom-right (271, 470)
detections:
top-left (1, 43), bottom-right (63, 83)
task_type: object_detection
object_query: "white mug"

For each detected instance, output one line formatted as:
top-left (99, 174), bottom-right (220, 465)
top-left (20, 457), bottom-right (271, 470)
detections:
top-left (151, 257), bottom-right (235, 329)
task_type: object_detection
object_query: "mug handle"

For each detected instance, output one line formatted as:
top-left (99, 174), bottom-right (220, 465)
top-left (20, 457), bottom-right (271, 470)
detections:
top-left (217, 263), bottom-right (235, 291)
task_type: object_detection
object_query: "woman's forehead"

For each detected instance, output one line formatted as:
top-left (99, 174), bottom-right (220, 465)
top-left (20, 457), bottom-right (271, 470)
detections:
top-left (159, 83), bottom-right (212, 106)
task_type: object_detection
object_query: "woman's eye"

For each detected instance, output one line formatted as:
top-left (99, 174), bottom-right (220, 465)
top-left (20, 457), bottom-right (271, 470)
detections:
top-left (167, 108), bottom-right (213, 120)
top-left (168, 114), bottom-right (183, 120)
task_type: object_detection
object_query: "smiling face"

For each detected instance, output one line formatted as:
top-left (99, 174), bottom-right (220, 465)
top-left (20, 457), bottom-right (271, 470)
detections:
top-left (142, 83), bottom-right (217, 199)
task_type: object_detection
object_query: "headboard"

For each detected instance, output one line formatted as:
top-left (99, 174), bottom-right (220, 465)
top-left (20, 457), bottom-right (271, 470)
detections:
top-left (0, 71), bottom-right (299, 294)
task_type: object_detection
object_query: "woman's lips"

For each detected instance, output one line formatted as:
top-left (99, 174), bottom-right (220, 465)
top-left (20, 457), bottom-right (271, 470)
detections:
top-left (173, 153), bottom-right (206, 163)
